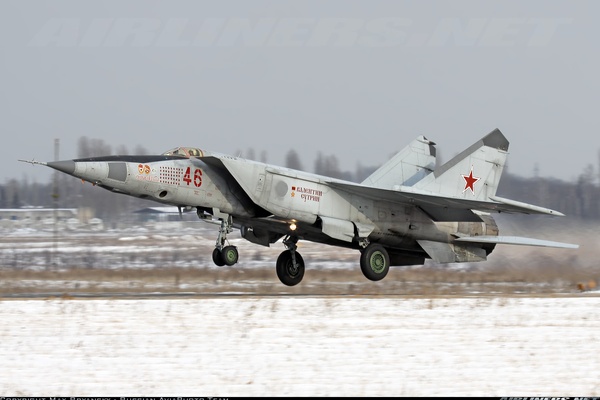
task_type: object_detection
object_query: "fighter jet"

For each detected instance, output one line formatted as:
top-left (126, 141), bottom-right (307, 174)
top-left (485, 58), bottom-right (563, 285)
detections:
top-left (20, 129), bottom-right (577, 286)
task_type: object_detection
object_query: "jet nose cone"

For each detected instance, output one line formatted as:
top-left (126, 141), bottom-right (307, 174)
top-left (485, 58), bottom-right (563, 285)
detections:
top-left (47, 160), bottom-right (76, 175)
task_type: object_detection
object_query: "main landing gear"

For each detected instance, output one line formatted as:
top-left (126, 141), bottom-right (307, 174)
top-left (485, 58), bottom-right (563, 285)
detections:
top-left (359, 243), bottom-right (390, 281)
top-left (204, 210), bottom-right (387, 285)
top-left (211, 214), bottom-right (239, 267)
top-left (276, 235), bottom-right (305, 286)
top-left (274, 238), bottom-right (390, 285)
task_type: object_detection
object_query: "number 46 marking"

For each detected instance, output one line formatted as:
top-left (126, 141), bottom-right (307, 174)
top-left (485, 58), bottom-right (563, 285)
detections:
top-left (182, 167), bottom-right (202, 187)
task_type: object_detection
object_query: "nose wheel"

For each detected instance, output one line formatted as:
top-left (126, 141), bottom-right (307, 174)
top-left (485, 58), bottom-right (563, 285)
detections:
top-left (211, 213), bottom-right (238, 267)
top-left (212, 245), bottom-right (238, 266)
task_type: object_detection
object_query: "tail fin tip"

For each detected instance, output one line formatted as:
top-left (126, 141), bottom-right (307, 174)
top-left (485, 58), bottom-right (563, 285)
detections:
top-left (483, 128), bottom-right (509, 152)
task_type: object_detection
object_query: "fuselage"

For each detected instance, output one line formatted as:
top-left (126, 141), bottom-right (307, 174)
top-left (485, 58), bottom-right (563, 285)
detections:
top-left (47, 149), bottom-right (498, 264)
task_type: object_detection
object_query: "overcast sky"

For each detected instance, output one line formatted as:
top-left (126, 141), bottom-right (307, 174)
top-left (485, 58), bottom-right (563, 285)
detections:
top-left (2, 0), bottom-right (599, 185)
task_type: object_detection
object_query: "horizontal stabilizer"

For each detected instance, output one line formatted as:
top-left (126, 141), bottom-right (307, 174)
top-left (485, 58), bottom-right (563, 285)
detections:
top-left (454, 235), bottom-right (579, 249)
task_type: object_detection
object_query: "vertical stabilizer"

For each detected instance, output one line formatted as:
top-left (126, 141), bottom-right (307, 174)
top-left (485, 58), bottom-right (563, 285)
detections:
top-left (412, 129), bottom-right (509, 201)
top-left (361, 135), bottom-right (436, 189)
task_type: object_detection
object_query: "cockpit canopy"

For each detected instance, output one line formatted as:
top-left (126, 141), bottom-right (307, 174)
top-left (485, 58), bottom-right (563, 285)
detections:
top-left (161, 147), bottom-right (204, 158)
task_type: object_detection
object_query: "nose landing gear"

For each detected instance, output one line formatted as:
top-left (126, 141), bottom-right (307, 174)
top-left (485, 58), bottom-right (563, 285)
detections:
top-left (211, 214), bottom-right (238, 267)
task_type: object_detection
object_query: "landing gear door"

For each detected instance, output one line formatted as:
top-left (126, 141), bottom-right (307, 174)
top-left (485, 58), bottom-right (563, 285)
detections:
top-left (320, 215), bottom-right (355, 242)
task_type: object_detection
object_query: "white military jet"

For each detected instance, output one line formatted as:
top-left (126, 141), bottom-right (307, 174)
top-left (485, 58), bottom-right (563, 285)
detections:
top-left (20, 129), bottom-right (577, 286)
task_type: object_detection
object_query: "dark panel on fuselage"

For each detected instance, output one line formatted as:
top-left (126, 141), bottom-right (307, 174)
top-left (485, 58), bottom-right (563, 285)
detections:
top-left (108, 162), bottom-right (128, 182)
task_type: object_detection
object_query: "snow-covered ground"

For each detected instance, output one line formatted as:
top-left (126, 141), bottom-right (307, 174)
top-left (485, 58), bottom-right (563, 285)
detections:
top-left (1, 295), bottom-right (599, 396)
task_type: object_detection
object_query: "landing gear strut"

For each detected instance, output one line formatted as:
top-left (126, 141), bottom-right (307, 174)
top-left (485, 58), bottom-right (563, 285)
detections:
top-left (211, 213), bottom-right (238, 267)
top-left (276, 235), bottom-right (305, 286)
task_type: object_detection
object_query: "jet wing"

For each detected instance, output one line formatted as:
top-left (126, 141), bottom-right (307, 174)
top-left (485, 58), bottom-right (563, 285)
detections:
top-left (326, 181), bottom-right (565, 222)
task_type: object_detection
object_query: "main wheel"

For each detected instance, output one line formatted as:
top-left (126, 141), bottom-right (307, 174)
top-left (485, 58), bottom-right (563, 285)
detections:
top-left (222, 245), bottom-right (239, 266)
top-left (212, 248), bottom-right (225, 267)
top-left (276, 250), bottom-right (305, 286)
top-left (360, 244), bottom-right (390, 281)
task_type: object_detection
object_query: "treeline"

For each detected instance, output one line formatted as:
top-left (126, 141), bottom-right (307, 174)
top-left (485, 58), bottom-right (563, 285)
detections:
top-left (2, 138), bottom-right (598, 221)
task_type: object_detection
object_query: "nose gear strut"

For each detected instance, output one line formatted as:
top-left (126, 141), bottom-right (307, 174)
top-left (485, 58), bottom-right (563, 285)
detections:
top-left (208, 210), bottom-right (238, 267)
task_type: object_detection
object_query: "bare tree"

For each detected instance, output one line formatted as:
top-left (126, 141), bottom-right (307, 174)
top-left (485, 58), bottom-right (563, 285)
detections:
top-left (133, 144), bottom-right (149, 155)
top-left (314, 152), bottom-right (343, 179)
top-left (285, 149), bottom-right (303, 171)
top-left (597, 148), bottom-right (600, 186)
top-left (4, 179), bottom-right (21, 208)
top-left (114, 145), bottom-right (129, 156)
top-left (260, 150), bottom-right (268, 163)
top-left (576, 164), bottom-right (596, 218)
top-left (78, 137), bottom-right (111, 158)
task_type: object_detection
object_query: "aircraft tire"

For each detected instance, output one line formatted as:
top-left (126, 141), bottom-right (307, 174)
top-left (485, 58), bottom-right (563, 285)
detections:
top-left (276, 250), bottom-right (305, 286)
top-left (222, 245), bottom-right (239, 266)
top-left (360, 244), bottom-right (390, 281)
top-left (212, 248), bottom-right (226, 267)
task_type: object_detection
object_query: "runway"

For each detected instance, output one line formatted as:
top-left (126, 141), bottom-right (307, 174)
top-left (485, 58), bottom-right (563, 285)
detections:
top-left (1, 294), bottom-right (599, 396)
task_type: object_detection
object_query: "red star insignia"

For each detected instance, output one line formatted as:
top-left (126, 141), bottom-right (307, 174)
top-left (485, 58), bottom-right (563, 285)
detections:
top-left (462, 166), bottom-right (480, 194)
